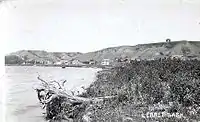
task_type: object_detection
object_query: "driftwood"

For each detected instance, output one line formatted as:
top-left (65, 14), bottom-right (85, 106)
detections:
top-left (34, 75), bottom-right (115, 121)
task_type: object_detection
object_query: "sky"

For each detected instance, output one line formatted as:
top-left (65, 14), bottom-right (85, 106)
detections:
top-left (0, 0), bottom-right (200, 54)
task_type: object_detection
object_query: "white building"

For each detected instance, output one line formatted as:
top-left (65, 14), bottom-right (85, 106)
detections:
top-left (55, 61), bottom-right (62, 65)
top-left (71, 59), bottom-right (83, 65)
top-left (101, 59), bottom-right (110, 65)
top-left (46, 61), bottom-right (53, 65)
top-left (170, 55), bottom-right (184, 59)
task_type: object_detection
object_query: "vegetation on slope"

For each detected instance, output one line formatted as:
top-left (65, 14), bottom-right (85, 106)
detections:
top-left (75, 41), bottom-right (200, 62)
top-left (80, 58), bottom-right (200, 121)
top-left (35, 58), bottom-right (200, 122)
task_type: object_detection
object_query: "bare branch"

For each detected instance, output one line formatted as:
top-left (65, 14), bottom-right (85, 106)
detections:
top-left (37, 75), bottom-right (48, 86)
top-left (50, 80), bottom-right (62, 89)
top-left (62, 80), bottom-right (67, 87)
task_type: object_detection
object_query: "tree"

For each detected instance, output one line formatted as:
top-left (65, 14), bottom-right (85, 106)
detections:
top-left (166, 38), bottom-right (171, 43)
top-left (181, 46), bottom-right (191, 56)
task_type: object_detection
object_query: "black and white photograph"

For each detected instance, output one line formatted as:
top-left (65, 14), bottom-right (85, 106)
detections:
top-left (1, 0), bottom-right (200, 122)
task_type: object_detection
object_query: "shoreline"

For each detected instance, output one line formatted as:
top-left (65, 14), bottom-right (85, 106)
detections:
top-left (5, 64), bottom-right (113, 69)
top-left (5, 66), bottom-right (100, 122)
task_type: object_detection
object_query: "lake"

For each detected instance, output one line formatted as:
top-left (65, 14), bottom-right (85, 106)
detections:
top-left (4, 66), bottom-right (101, 122)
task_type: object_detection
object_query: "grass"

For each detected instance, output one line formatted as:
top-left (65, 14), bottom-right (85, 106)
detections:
top-left (80, 58), bottom-right (200, 121)
top-left (44, 57), bottom-right (200, 121)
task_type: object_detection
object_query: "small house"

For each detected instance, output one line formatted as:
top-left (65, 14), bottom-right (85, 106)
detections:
top-left (71, 59), bottom-right (83, 65)
top-left (101, 59), bottom-right (110, 66)
top-left (89, 59), bottom-right (96, 65)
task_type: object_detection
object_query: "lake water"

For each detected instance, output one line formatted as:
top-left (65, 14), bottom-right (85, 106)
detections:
top-left (3, 66), bottom-right (100, 122)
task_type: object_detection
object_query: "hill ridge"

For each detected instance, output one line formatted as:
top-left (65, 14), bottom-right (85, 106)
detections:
top-left (5, 41), bottom-right (200, 65)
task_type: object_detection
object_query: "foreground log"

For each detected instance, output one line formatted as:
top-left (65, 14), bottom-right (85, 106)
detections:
top-left (33, 75), bottom-right (115, 121)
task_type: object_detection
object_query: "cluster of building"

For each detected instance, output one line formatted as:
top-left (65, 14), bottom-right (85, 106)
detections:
top-left (55, 59), bottom-right (113, 66)
top-left (22, 58), bottom-right (114, 66)
top-left (22, 60), bottom-right (53, 65)
top-left (22, 54), bottom-right (198, 66)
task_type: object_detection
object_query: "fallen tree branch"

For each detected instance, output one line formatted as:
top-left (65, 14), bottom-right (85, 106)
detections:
top-left (34, 75), bottom-right (115, 121)
top-left (37, 75), bottom-right (48, 85)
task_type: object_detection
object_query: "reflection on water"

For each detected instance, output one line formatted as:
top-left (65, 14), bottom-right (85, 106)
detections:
top-left (5, 66), bottom-right (100, 122)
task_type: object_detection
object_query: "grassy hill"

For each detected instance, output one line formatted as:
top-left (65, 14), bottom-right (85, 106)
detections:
top-left (5, 41), bottom-right (200, 65)
top-left (75, 41), bottom-right (200, 62)
top-left (5, 50), bottom-right (82, 64)
top-left (79, 58), bottom-right (200, 121)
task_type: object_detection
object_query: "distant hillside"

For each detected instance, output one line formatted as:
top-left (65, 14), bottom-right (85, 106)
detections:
top-left (5, 50), bottom-right (82, 64)
top-left (5, 41), bottom-right (200, 65)
top-left (74, 40), bottom-right (200, 62)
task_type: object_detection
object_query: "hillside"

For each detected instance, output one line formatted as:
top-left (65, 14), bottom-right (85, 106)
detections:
top-left (79, 58), bottom-right (200, 121)
top-left (5, 41), bottom-right (200, 65)
top-left (5, 50), bottom-right (82, 64)
top-left (75, 41), bottom-right (200, 62)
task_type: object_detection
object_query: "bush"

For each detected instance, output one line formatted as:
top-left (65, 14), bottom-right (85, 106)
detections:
top-left (82, 58), bottom-right (200, 121)
top-left (181, 46), bottom-right (191, 55)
